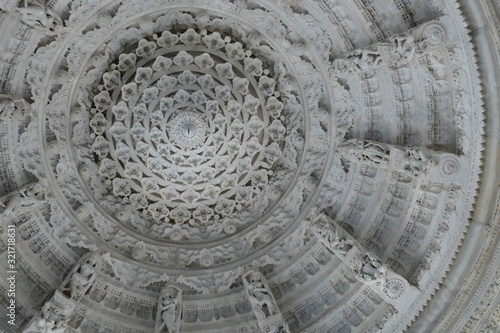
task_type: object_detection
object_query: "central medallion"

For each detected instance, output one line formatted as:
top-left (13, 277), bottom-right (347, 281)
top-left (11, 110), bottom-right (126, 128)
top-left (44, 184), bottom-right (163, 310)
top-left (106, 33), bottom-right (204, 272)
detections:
top-left (181, 123), bottom-right (197, 138)
top-left (167, 110), bottom-right (209, 150)
top-left (83, 21), bottom-right (304, 243)
top-left (45, 3), bottom-right (334, 269)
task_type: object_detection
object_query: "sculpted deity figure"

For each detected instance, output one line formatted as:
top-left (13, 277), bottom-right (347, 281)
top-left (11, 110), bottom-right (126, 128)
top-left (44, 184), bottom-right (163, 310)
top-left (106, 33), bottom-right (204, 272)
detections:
top-left (351, 48), bottom-right (382, 72)
top-left (244, 271), bottom-right (276, 319)
top-left (242, 271), bottom-right (290, 333)
top-left (427, 54), bottom-right (447, 79)
top-left (14, 0), bottom-right (63, 33)
top-left (61, 252), bottom-right (102, 301)
top-left (28, 290), bottom-right (76, 333)
top-left (34, 318), bottom-right (66, 333)
top-left (354, 253), bottom-right (387, 286)
top-left (41, 302), bottom-right (65, 328)
top-left (340, 139), bottom-right (389, 165)
top-left (333, 48), bottom-right (382, 76)
top-left (340, 140), bottom-right (435, 177)
top-left (267, 325), bottom-right (291, 333)
top-left (390, 33), bottom-right (416, 65)
top-left (155, 287), bottom-right (182, 333)
top-left (360, 141), bottom-right (389, 164)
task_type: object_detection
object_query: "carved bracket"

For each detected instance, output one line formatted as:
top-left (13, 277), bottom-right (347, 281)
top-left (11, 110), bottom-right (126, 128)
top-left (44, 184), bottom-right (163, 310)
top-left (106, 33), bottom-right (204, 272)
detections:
top-left (338, 139), bottom-right (469, 183)
top-left (309, 213), bottom-right (421, 312)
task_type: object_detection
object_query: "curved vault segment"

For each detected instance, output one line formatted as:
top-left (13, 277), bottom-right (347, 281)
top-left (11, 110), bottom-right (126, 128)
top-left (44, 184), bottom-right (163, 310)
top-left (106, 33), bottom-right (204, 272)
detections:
top-left (0, 0), bottom-right (491, 332)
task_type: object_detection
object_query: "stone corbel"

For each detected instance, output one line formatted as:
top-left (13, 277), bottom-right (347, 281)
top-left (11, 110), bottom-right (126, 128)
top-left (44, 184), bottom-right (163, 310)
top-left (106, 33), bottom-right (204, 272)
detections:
top-left (309, 213), bottom-right (421, 312)
top-left (242, 270), bottom-right (290, 333)
top-left (23, 252), bottom-right (103, 333)
top-left (11, 0), bottom-right (63, 34)
top-left (59, 251), bottom-right (103, 302)
top-left (338, 139), bottom-right (469, 184)
top-left (330, 22), bottom-right (447, 77)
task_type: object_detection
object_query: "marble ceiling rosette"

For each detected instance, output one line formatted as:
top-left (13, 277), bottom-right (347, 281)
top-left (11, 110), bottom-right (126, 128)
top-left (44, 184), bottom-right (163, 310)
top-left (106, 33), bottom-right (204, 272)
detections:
top-left (13, 0), bottom-right (489, 332)
top-left (27, 0), bottom-right (334, 274)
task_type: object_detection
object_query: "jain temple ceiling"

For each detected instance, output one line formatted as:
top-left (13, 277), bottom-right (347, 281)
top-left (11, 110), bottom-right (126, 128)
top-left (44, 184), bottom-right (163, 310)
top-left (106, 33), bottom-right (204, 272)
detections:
top-left (0, 0), bottom-right (500, 332)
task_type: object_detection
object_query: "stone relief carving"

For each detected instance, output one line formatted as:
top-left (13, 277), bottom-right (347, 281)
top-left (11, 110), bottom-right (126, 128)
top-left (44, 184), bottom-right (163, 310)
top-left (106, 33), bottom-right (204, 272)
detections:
top-left (332, 48), bottom-right (382, 76)
top-left (339, 139), bottom-right (438, 177)
top-left (155, 286), bottom-right (183, 333)
top-left (330, 22), bottom-right (447, 78)
top-left (20, 0), bottom-right (334, 275)
top-left (404, 147), bottom-right (434, 176)
top-left (13, 0), bottom-right (63, 34)
top-left (102, 253), bottom-right (170, 288)
top-left (243, 270), bottom-right (290, 333)
top-left (71, 12), bottom-right (304, 244)
top-left (353, 253), bottom-right (387, 286)
top-left (25, 290), bottom-right (76, 333)
top-left (310, 220), bottom-right (353, 257)
top-left (60, 252), bottom-right (103, 301)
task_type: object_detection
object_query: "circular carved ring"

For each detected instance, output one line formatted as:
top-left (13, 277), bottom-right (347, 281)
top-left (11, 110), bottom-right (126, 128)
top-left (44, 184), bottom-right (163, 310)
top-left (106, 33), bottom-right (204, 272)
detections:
top-left (438, 156), bottom-right (460, 178)
top-left (423, 24), bottom-right (446, 47)
top-left (384, 279), bottom-right (405, 299)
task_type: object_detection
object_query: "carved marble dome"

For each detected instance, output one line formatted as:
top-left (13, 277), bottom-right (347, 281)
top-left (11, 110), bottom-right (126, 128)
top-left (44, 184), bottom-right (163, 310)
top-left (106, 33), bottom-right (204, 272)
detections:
top-left (1, 0), bottom-right (500, 332)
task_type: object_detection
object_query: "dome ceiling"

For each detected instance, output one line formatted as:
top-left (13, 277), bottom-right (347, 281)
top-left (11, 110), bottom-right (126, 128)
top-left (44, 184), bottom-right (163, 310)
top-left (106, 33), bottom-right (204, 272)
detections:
top-left (0, 0), bottom-right (499, 332)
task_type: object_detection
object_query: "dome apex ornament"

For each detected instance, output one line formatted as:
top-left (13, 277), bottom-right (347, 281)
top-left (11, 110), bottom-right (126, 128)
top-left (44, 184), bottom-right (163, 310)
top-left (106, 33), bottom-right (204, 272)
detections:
top-left (167, 110), bottom-right (209, 150)
top-left (82, 25), bottom-right (304, 233)
top-left (35, 1), bottom-right (334, 272)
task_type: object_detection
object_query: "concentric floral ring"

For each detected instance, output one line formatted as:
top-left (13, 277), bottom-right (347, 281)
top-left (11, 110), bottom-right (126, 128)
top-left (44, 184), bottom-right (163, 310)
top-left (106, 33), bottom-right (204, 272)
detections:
top-left (88, 25), bottom-right (298, 237)
top-left (37, 3), bottom-right (333, 270)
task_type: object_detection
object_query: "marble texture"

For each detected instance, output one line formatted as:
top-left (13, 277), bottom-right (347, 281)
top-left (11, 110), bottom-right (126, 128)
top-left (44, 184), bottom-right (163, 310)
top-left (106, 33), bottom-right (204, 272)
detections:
top-left (0, 0), bottom-right (498, 332)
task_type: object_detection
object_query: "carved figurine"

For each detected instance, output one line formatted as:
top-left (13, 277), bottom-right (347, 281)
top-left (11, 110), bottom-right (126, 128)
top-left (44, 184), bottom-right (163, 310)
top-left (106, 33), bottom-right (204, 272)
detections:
top-left (427, 54), bottom-right (447, 79)
top-left (245, 271), bottom-right (275, 319)
top-left (340, 139), bottom-right (390, 165)
top-left (353, 253), bottom-right (387, 286)
top-left (403, 148), bottom-right (433, 176)
top-left (242, 270), bottom-right (289, 332)
top-left (267, 325), bottom-right (291, 333)
top-left (311, 220), bottom-right (353, 256)
top-left (390, 33), bottom-right (416, 66)
top-left (14, 0), bottom-right (63, 33)
top-left (155, 287), bottom-right (182, 333)
top-left (352, 48), bottom-right (382, 72)
top-left (34, 318), bottom-right (67, 333)
top-left (41, 302), bottom-right (66, 329)
top-left (29, 289), bottom-right (77, 333)
top-left (61, 252), bottom-right (102, 301)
